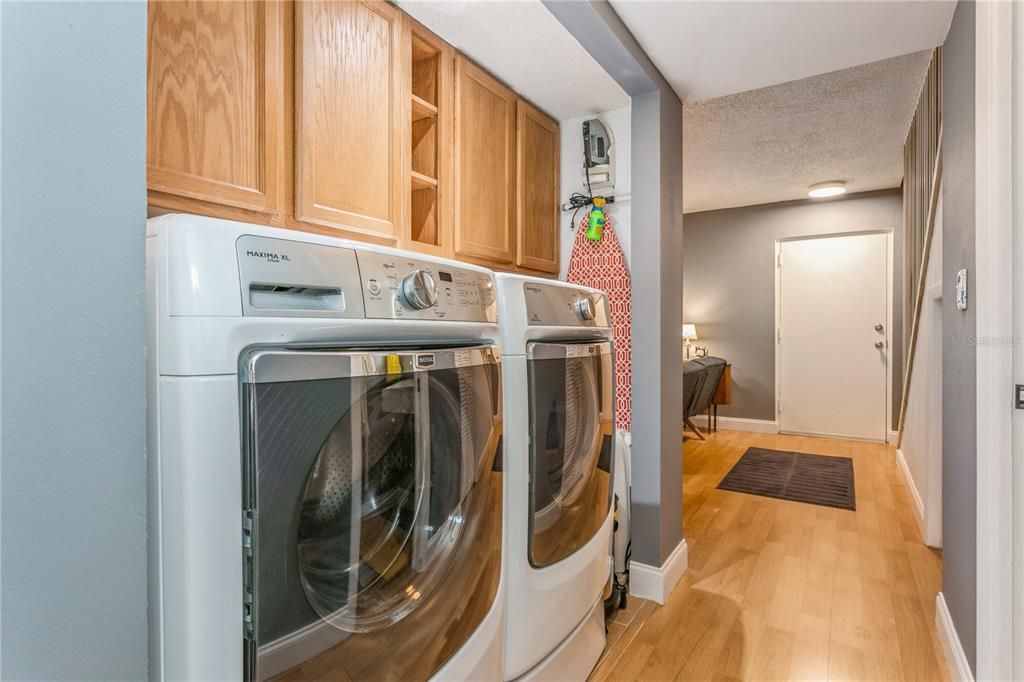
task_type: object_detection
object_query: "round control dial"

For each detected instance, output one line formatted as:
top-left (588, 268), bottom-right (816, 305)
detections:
top-left (574, 295), bottom-right (596, 321)
top-left (400, 270), bottom-right (439, 310)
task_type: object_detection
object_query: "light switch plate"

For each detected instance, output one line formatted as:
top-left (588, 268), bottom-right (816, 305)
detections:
top-left (956, 268), bottom-right (968, 310)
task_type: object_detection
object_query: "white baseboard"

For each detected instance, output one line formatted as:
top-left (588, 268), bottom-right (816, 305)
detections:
top-left (936, 592), bottom-right (974, 682)
top-left (628, 539), bottom-right (688, 605)
top-left (691, 414), bottom-right (779, 434)
top-left (895, 448), bottom-right (925, 531)
top-left (888, 429), bottom-right (899, 444)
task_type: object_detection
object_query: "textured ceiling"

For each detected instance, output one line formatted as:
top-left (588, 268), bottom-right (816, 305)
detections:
top-left (396, 1), bottom-right (629, 121)
top-left (610, 0), bottom-right (955, 103)
top-left (683, 50), bottom-right (933, 214)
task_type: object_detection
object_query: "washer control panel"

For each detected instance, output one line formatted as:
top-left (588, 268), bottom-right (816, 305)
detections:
top-left (236, 235), bottom-right (365, 318)
top-left (358, 251), bottom-right (496, 322)
top-left (524, 281), bottom-right (610, 327)
top-left (235, 235), bottom-right (496, 322)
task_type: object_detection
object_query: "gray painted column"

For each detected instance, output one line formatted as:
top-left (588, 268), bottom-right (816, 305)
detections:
top-left (629, 90), bottom-right (684, 565)
top-left (544, 0), bottom-right (685, 566)
top-left (1, 1), bottom-right (148, 677)
top-left (941, 0), bottom-right (977, 673)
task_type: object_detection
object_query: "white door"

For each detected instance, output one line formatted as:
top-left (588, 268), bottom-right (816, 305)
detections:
top-left (778, 232), bottom-right (888, 440)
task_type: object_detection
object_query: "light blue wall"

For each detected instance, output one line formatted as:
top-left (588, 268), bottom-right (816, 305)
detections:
top-left (1, 1), bottom-right (148, 678)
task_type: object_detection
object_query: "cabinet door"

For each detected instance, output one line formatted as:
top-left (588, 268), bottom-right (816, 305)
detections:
top-left (147, 1), bottom-right (284, 213)
top-left (454, 57), bottom-right (516, 265)
top-left (295, 1), bottom-right (405, 243)
top-left (516, 100), bottom-right (560, 273)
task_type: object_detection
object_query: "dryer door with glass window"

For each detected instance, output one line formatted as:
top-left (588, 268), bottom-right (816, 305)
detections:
top-left (241, 346), bottom-right (502, 681)
top-left (526, 340), bottom-right (613, 567)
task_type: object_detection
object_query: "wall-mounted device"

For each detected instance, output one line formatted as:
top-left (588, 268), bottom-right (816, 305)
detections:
top-left (582, 118), bottom-right (614, 191)
top-left (955, 268), bottom-right (968, 310)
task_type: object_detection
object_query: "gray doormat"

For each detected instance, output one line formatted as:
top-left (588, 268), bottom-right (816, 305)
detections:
top-left (717, 447), bottom-right (856, 510)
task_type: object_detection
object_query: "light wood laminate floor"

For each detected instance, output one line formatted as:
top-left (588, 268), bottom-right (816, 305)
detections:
top-left (592, 430), bottom-right (948, 681)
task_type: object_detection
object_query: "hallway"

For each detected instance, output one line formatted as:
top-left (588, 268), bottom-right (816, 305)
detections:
top-left (593, 430), bottom-right (948, 681)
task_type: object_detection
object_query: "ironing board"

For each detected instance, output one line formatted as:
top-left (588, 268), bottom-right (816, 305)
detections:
top-left (566, 215), bottom-right (632, 432)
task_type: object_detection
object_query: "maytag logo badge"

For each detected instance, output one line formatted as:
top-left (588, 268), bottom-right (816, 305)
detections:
top-left (246, 250), bottom-right (291, 263)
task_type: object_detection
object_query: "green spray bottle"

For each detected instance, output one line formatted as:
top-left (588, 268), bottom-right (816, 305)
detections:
top-left (586, 197), bottom-right (606, 241)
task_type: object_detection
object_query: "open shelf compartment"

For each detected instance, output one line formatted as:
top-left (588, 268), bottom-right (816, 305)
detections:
top-left (409, 29), bottom-right (443, 251)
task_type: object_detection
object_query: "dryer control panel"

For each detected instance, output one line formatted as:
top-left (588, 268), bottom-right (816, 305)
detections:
top-left (357, 251), bottom-right (496, 323)
top-left (524, 281), bottom-right (610, 327)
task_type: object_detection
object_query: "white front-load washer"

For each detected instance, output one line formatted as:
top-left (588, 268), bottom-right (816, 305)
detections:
top-left (495, 274), bottom-right (615, 680)
top-left (147, 213), bottom-right (506, 681)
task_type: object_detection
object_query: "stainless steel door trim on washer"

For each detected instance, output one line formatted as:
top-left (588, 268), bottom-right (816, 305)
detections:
top-left (526, 340), bottom-right (613, 361)
top-left (240, 345), bottom-right (503, 681)
top-left (243, 346), bottom-right (501, 384)
top-left (526, 339), bottom-right (614, 568)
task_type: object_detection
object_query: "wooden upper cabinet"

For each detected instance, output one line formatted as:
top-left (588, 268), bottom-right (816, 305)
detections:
top-left (146, 1), bottom-right (560, 264)
top-left (295, 1), bottom-right (406, 243)
top-left (516, 100), bottom-right (560, 273)
top-left (454, 57), bottom-right (516, 265)
top-left (147, 1), bottom-right (284, 213)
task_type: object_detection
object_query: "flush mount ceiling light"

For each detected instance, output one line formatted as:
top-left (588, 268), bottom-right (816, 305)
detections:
top-left (808, 181), bottom-right (847, 198)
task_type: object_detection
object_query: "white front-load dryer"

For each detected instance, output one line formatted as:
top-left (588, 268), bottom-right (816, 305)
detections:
top-left (147, 213), bottom-right (506, 681)
top-left (495, 274), bottom-right (615, 681)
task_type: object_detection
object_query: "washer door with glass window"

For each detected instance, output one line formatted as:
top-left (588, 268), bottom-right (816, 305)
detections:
top-left (241, 346), bottom-right (503, 681)
top-left (527, 340), bottom-right (614, 567)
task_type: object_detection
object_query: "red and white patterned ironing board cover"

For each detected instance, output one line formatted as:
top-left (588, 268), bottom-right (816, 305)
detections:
top-left (566, 215), bottom-right (632, 432)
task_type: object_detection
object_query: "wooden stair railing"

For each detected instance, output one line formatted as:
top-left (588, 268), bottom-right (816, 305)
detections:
top-left (895, 127), bottom-right (943, 449)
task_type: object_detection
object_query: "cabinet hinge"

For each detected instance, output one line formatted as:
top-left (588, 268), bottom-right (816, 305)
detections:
top-left (242, 509), bottom-right (255, 641)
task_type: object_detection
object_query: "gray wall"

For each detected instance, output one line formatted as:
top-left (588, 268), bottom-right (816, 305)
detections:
top-left (940, 0), bottom-right (977, 673)
top-left (629, 89), bottom-right (684, 566)
top-left (545, 0), bottom-right (685, 568)
top-left (683, 191), bottom-right (903, 426)
top-left (1, 2), bottom-right (148, 678)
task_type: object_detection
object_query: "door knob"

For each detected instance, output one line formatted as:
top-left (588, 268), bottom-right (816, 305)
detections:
top-left (875, 324), bottom-right (884, 332)
top-left (874, 341), bottom-right (884, 349)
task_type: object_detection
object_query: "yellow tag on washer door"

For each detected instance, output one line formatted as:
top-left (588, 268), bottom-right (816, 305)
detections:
top-left (385, 354), bottom-right (402, 376)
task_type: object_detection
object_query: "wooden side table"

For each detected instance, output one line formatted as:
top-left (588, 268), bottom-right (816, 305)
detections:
top-left (709, 364), bottom-right (732, 432)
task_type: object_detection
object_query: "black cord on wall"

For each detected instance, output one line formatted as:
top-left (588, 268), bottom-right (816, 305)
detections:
top-left (565, 191), bottom-right (616, 231)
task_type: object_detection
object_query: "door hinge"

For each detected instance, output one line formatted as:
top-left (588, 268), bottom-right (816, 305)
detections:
top-left (777, 253), bottom-right (782, 267)
top-left (1016, 385), bottom-right (1024, 409)
top-left (242, 509), bottom-right (255, 641)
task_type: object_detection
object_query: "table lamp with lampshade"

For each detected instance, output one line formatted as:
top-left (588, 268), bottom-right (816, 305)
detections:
top-left (682, 323), bottom-right (698, 360)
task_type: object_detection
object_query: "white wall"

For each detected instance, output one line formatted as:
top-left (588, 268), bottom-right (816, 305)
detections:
top-left (900, 196), bottom-right (943, 547)
top-left (558, 105), bottom-right (631, 279)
